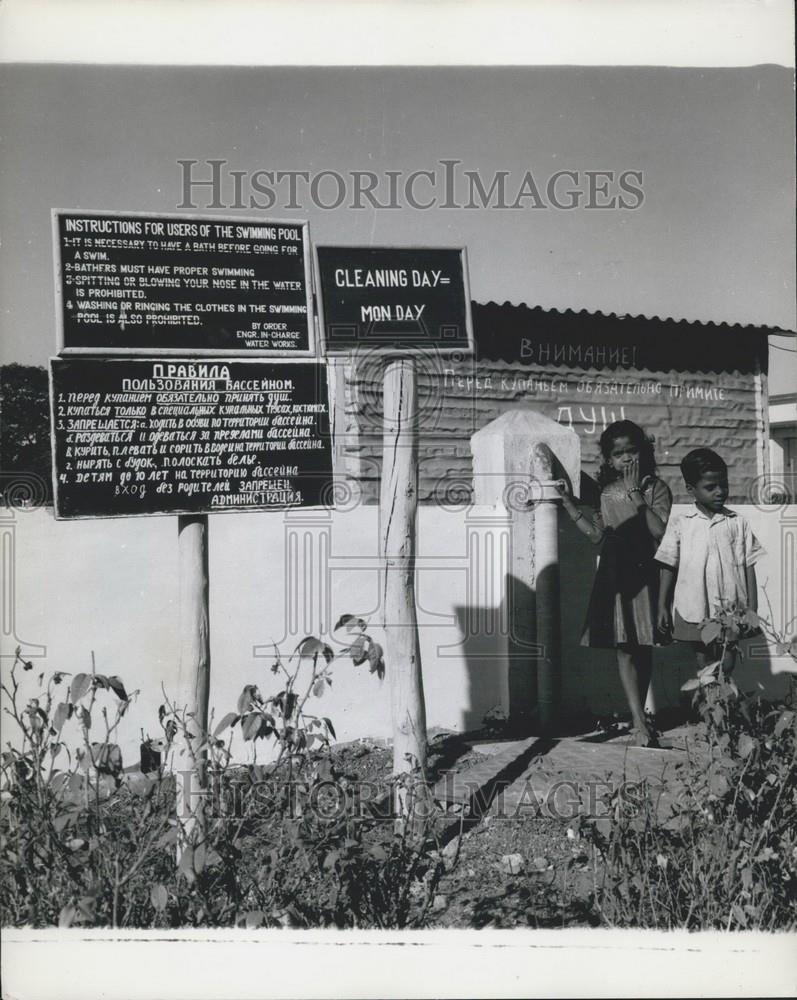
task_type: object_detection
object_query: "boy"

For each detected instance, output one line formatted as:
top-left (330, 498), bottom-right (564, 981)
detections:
top-left (656, 448), bottom-right (764, 671)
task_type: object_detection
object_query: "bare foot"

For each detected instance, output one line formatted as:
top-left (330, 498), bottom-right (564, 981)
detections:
top-left (631, 725), bottom-right (660, 748)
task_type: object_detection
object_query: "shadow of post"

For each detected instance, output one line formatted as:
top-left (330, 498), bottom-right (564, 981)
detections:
top-left (453, 604), bottom-right (511, 732)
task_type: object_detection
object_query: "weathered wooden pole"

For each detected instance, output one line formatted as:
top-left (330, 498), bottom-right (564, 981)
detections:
top-left (380, 357), bottom-right (428, 779)
top-left (176, 514), bottom-right (211, 844)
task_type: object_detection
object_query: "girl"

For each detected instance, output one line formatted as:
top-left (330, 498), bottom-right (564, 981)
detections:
top-left (558, 420), bottom-right (672, 747)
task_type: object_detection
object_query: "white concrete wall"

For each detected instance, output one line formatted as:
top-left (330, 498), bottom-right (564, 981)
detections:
top-left (3, 502), bottom-right (795, 764)
top-left (560, 504), bottom-right (797, 716)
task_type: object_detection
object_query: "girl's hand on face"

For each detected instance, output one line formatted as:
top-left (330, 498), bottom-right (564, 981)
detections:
top-left (623, 456), bottom-right (641, 492)
top-left (555, 480), bottom-right (573, 502)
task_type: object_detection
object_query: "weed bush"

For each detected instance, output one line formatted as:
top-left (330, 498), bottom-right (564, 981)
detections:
top-left (586, 605), bottom-right (797, 930)
top-left (0, 619), bottom-right (444, 929)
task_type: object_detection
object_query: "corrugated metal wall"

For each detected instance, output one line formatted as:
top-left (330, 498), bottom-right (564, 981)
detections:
top-left (331, 304), bottom-right (769, 505)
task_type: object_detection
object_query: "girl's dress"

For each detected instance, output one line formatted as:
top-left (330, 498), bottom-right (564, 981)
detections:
top-left (580, 475), bottom-right (672, 648)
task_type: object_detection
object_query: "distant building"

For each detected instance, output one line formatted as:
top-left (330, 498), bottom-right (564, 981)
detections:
top-left (768, 333), bottom-right (797, 500)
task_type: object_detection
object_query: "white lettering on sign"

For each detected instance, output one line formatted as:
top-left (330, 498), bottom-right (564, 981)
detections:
top-left (152, 363), bottom-right (231, 381)
top-left (361, 304), bottom-right (426, 322)
top-left (334, 268), bottom-right (446, 289)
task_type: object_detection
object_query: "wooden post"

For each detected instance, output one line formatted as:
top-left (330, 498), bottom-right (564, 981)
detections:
top-left (380, 358), bottom-right (428, 779)
top-left (176, 514), bottom-right (210, 844)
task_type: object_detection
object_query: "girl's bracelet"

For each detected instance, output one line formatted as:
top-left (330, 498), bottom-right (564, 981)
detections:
top-left (571, 510), bottom-right (584, 523)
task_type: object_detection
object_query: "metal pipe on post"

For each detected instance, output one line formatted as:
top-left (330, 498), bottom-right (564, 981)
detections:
top-left (471, 410), bottom-right (578, 734)
top-left (530, 443), bottom-right (561, 734)
top-left (380, 357), bottom-right (428, 780)
top-left (176, 514), bottom-right (210, 845)
top-left (506, 499), bottom-right (536, 733)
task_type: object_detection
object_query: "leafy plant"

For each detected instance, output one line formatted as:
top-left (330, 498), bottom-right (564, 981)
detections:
top-left (163, 621), bottom-right (440, 929)
top-left (0, 648), bottom-right (175, 927)
top-left (1, 617), bottom-right (446, 930)
top-left (212, 634), bottom-right (339, 765)
top-left (585, 603), bottom-right (797, 930)
top-left (234, 766), bottom-right (444, 929)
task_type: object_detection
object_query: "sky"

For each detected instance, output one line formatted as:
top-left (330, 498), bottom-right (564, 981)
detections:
top-left (0, 62), bottom-right (795, 373)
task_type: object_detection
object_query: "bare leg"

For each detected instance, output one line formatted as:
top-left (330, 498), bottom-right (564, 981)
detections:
top-left (695, 643), bottom-right (736, 675)
top-left (675, 642), bottom-right (706, 718)
top-left (681, 643), bottom-right (735, 721)
top-left (719, 644), bottom-right (737, 675)
top-left (617, 646), bottom-right (654, 744)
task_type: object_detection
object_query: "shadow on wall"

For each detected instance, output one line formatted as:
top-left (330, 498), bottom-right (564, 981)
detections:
top-left (559, 504), bottom-right (790, 717)
top-left (449, 487), bottom-right (791, 734)
top-left (453, 602), bottom-right (510, 733)
top-left (558, 478), bottom-right (628, 718)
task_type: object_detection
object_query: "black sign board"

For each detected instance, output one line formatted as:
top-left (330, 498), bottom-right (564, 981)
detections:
top-left (53, 210), bottom-right (314, 355)
top-left (50, 358), bottom-right (333, 518)
top-left (315, 246), bottom-right (473, 354)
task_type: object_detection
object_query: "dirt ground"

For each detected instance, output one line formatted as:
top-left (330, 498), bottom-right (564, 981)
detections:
top-left (329, 734), bottom-right (599, 929)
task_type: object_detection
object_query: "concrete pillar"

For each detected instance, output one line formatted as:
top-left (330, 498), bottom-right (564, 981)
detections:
top-left (471, 410), bottom-right (580, 733)
top-left (530, 442), bottom-right (561, 733)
